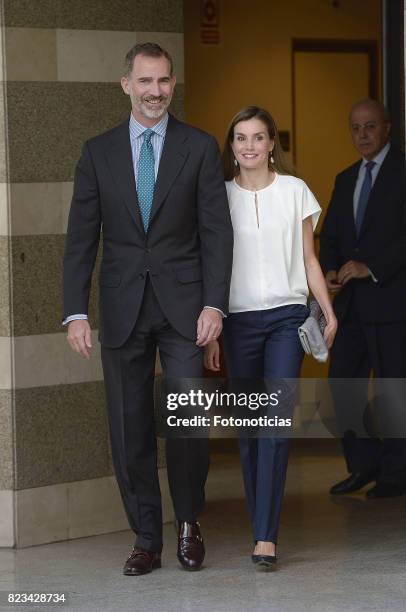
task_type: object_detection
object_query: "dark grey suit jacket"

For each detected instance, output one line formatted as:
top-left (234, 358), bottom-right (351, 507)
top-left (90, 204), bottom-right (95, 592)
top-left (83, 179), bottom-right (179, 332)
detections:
top-left (63, 114), bottom-right (233, 347)
top-left (320, 147), bottom-right (406, 322)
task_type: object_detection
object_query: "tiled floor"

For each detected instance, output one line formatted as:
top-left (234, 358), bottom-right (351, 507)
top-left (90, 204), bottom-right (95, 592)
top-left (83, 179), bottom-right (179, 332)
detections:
top-left (1, 441), bottom-right (405, 611)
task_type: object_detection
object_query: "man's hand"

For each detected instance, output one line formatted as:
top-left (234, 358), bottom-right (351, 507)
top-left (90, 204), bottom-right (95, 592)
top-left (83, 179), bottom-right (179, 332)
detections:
top-left (325, 270), bottom-right (343, 294)
top-left (196, 309), bottom-right (223, 347)
top-left (67, 320), bottom-right (92, 359)
top-left (337, 261), bottom-right (370, 285)
top-left (204, 340), bottom-right (221, 371)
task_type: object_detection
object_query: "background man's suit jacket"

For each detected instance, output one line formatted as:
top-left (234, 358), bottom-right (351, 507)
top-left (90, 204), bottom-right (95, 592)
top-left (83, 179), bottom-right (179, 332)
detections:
top-left (63, 114), bottom-right (233, 348)
top-left (320, 147), bottom-right (406, 323)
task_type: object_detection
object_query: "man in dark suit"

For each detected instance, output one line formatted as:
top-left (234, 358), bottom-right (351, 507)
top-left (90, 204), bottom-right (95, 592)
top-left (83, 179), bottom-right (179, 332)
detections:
top-left (320, 99), bottom-right (406, 498)
top-left (63, 43), bottom-right (233, 574)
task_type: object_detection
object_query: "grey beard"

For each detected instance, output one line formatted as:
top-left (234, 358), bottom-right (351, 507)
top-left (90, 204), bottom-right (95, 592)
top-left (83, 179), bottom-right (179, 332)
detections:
top-left (132, 95), bottom-right (171, 119)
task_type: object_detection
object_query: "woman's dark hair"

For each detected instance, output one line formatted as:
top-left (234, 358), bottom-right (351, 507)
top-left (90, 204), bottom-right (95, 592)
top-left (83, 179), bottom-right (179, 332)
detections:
top-left (223, 106), bottom-right (294, 180)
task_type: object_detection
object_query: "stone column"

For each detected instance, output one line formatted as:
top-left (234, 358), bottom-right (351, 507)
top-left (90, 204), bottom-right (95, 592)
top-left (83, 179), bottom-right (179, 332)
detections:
top-left (0, 0), bottom-right (183, 547)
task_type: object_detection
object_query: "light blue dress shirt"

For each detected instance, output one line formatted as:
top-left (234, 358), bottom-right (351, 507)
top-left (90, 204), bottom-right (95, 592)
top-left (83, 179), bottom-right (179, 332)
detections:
top-left (352, 141), bottom-right (390, 283)
top-left (129, 111), bottom-right (168, 180)
top-left (353, 141), bottom-right (390, 218)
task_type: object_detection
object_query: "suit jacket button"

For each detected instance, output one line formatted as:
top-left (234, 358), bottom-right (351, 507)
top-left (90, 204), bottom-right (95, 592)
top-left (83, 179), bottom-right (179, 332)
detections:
top-left (355, 248), bottom-right (359, 253)
top-left (145, 248), bottom-right (151, 253)
top-left (139, 273), bottom-right (145, 279)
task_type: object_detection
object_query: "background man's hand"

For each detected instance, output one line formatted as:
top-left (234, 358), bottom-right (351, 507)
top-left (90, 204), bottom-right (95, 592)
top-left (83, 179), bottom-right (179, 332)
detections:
top-left (325, 270), bottom-right (342, 293)
top-left (196, 309), bottom-right (222, 347)
top-left (337, 260), bottom-right (370, 285)
top-left (204, 340), bottom-right (220, 371)
top-left (67, 320), bottom-right (92, 359)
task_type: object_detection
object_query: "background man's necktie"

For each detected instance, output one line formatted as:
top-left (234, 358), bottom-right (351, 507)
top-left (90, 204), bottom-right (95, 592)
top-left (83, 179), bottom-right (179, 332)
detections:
top-left (137, 129), bottom-right (155, 231)
top-left (355, 160), bottom-right (375, 236)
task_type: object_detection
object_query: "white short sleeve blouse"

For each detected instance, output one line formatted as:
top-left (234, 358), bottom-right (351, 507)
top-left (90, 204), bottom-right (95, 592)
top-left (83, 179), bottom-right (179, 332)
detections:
top-left (226, 174), bottom-right (321, 313)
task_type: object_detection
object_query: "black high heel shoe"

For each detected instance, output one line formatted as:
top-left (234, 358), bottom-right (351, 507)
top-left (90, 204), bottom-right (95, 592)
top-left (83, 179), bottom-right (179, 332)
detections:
top-left (251, 554), bottom-right (277, 569)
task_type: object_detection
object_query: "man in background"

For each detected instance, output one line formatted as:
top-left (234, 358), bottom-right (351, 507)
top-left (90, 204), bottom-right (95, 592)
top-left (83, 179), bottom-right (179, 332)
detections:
top-left (320, 99), bottom-right (406, 498)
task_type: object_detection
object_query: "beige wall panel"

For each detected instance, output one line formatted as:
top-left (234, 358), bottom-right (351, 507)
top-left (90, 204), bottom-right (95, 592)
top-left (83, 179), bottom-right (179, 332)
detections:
top-left (9, 182), bottom-right (73, 236)
top-left (14, 469), bottom-right (173, 547)
top-left (56, 30), bottom-right (184, 83)
top-left (0, 490), bottom-right (15, 547)
top-left (0, 336), bottom-right (12, 389)
top-left (67, 476), bottom-right (128, 540)
top-left (57, 29), bottom-right (139, 83)
top-left (13, 331), bottom-right (103, 390)
top-left (16, 481), bottom-right (69, 547)
top-left (5, 28), bottom-right (57, 81)
top-left (7, 334), bottom-right (161, 390)
top-left (0, 183), bottom-right (9, 236)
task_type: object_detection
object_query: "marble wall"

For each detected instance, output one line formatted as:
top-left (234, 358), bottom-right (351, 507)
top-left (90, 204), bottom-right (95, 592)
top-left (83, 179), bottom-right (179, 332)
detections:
top-left (0, 0), bottom-right (183, 547)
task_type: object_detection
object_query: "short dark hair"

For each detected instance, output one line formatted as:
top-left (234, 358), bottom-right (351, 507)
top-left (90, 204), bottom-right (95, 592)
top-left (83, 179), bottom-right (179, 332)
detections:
top-left (124, 42), bottom-right (174, 77)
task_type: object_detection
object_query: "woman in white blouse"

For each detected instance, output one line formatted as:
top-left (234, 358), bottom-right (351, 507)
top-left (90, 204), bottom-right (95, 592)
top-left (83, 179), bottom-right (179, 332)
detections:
top-left (205, 106), bottom-right (337, 569)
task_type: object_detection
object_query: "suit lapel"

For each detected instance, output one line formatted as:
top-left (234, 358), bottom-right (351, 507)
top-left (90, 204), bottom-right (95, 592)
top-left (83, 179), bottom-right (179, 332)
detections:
top-left (105, 119), bottom-right (145, 234)
top-left (344, 161), bottom-right (361, 241)
top-left (148, 115), bottom-right (189, 227)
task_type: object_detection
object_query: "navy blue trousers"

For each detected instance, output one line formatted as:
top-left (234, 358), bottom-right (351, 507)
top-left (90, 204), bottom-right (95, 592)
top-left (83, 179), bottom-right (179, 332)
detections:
top-left (222, 305), bottom-right (307, 543)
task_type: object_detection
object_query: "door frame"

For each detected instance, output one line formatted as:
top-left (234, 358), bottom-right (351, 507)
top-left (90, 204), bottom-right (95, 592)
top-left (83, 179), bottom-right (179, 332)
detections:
top-left (291, 39), bottom-right (379, 165)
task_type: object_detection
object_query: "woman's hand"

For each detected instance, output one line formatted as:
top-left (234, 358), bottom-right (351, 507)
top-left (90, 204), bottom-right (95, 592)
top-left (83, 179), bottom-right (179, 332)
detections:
top-left (204, 340), bottom-right (220, 371)
top-left (323, 312), bottom-right (338, 349)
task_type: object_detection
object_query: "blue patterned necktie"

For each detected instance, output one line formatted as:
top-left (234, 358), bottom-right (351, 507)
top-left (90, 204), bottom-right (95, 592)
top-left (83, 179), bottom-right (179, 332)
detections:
top-left (355, 160), bottom-right (375, 236)
top-left (137, 129), bottom-right (155, 231)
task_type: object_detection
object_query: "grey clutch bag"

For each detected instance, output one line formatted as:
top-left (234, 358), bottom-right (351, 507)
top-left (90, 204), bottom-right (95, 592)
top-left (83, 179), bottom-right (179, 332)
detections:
top-left (298, 300), bottom-right (328, 362)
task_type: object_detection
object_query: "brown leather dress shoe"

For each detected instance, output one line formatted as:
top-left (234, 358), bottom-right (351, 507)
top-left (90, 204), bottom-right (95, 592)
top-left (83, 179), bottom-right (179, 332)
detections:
top-left (123, 547), bottom-right (161, 576)
top-left (177, 521), bottom-right (205, 571)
